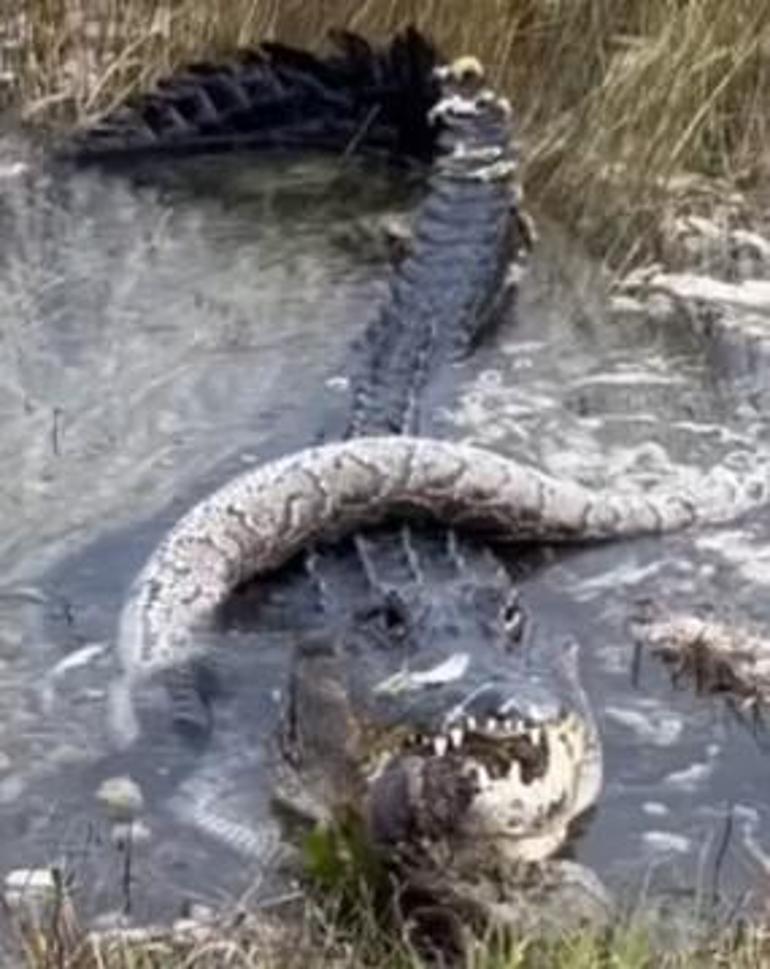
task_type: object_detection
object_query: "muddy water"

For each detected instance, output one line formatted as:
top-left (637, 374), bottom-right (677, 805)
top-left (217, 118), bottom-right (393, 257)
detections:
top-left (0, 140), bottom-right (419, 919)
top-left (1, 138), bottom-right (769, 929)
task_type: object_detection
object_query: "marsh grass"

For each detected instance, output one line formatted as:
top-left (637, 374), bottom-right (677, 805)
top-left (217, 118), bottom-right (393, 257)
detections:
top-left (6, 821), bottom-right (770, 968)
top-left (8, 899), bottom-right (770, 969)
top-left (4, 0), bottom-right (770, 257)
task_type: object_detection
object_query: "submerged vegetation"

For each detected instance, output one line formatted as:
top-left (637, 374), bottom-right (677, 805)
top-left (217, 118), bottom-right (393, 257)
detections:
top-left (2, 0), bottom-right (769, 258)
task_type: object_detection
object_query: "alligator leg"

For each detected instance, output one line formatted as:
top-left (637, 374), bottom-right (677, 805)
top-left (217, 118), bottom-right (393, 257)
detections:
top-left (161, 659), bottom-right (221, 745)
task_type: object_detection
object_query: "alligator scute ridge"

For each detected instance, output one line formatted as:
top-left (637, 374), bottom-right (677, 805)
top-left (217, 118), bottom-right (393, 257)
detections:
top-left (64, 28), bottom-right (442, 164)
top-left (113, 434), bottom-right (770, 743)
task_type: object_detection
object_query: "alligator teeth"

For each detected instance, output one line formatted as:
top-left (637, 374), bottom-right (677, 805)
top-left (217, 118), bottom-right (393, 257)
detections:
top-left (502, 718), bottom-right (514, 733)
top-left (508, 760), bottom-right (522, 787)
top-left (475, 765), bottom-right (492, 791)
top-left (465, 716), bottom-right (477, 731)
top-left (528, 727), bottom-right (542, 746)
top-left (486, 717), bottom-right (498, 732)
top-left (433, 736), bottom-right (449, 757)
top-left (505, 262), bottom-right (527, 287)
top-left (449, 726), bottom-right (464, 749)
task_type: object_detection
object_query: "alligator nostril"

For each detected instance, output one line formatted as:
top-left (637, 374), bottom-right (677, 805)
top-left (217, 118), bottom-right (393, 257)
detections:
top-left (358, 591), bottom-right (410, 640)
top-left (383, 602), bottom-right (404, 631)
top-left (502, 598), bottom-right (525, 642)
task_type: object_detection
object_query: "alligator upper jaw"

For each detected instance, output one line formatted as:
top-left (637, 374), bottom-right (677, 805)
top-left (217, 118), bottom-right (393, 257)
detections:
top-left (364, 709), bottom-right (601, 863)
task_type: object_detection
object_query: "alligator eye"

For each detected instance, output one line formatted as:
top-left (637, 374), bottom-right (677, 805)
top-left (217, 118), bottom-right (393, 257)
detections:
top-left (359, 591), bottom-right (410, 641)
top-left (383, 600), bottom-right (406, 633)
top-left (501, 598), bottom-right (525, 642)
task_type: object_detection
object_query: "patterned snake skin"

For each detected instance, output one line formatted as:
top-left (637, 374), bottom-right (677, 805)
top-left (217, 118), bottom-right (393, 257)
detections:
top-left (113, 434), bottom-right (769, 743)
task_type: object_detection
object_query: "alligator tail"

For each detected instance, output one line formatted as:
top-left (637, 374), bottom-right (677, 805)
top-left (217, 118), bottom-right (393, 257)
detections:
top-left (63, 27), bottom-right (441, 163)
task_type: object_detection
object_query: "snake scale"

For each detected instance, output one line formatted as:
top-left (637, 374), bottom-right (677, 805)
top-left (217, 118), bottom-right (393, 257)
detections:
top-left (112, 434), bottom-right (769, 744)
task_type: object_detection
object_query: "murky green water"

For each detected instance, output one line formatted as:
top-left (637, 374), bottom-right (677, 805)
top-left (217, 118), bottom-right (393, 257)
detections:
top-left (1, 134), bottom-right (769, 931)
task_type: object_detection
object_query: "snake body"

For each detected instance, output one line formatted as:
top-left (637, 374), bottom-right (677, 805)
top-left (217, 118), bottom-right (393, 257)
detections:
top-left (113, 434), bottom-right (768, 743)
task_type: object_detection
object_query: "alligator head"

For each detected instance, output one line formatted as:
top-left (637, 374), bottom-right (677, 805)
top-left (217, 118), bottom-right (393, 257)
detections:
top-left (363, 651), bottom-right (601, 865)
top-left (273, 558), bottom-right (601, 868)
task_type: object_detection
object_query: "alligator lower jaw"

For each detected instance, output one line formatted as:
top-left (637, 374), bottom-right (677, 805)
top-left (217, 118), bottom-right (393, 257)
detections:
top-left (447, 825), bottom-right (570, 868)
top-left (454, 736), bottom-right (594, 862)
top-left (362, 712), bottom-right (598, 862)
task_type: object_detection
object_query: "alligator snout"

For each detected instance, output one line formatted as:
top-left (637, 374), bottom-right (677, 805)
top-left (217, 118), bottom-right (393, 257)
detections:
top-left (362, 690), bottom-right (592, 864)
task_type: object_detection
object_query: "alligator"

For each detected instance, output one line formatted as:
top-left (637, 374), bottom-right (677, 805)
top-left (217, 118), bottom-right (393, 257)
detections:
top-left (73, 31), bottom-right (770, 930)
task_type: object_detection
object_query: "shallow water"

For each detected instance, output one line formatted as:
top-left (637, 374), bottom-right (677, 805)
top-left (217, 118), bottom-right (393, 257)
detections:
top-left (445, 241), bottom-right (770, 922)
top-left (1, 135), bottom-right (770, 930)
top-left (0, 140), bottom-right (419, 919)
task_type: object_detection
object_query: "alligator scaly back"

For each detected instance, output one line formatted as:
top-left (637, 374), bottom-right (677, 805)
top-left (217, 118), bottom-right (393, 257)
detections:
top-left (113, 434), bottom-right (769, 743)
top-left (63, 28), bottom-right (440, 162)
top-left (346, 54), bottom-right (529, 436)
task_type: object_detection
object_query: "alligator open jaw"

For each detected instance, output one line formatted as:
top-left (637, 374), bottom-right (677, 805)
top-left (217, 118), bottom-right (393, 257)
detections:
top-left (363, 663), bottom-right (602, 862)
